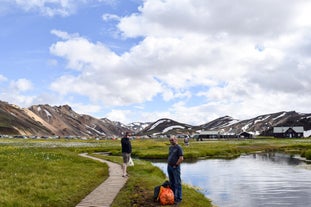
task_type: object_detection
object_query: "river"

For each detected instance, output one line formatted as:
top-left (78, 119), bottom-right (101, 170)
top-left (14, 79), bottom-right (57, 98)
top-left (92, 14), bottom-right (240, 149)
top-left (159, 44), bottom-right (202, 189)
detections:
top-left (152, 153), bottom-right (311, 207)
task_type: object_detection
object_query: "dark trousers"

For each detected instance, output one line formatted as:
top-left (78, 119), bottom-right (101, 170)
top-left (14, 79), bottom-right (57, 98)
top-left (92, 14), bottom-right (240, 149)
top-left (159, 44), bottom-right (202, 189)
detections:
top-left (167, 165), bottom-right (182, 202)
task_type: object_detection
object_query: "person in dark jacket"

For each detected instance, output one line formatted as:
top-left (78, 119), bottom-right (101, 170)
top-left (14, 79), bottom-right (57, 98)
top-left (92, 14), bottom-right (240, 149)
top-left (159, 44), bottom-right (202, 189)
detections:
top-left (167, 136), bottom-right (184, 204)
top-left (121, 132), bottom-right (132, 177)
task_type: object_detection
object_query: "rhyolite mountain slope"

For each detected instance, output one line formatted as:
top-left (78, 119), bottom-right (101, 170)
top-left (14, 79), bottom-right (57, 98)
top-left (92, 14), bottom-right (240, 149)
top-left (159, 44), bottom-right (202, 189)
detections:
top-left (28, 104), bottom-right (130, 137)
top-left (0, 101), bottom-right (130, 137)
top-left (132, 112), bottom-right (311, 137)
top-left (199, 111), bottom-right (311, 136)
top-left (136, 118), bottom-right (195, 136)
top-left (1, 100), bottom-right (311, 137)
top-left (0, 101), bottom-right (53, 136)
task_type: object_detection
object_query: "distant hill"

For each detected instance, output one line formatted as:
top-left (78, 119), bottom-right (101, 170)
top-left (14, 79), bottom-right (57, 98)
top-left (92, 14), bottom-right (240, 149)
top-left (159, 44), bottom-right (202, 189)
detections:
top-left (200, 111), bottom-right (311, 136)
top-left (0, 101), bottom-right (130, 137)
top-left (0, 101), bottom-right (53, 135)
top-left (1, 100), bottom-right (311, 137)
top-left (131, 112), bottom-right (311, 137)
top-left (136, 118), bottom-right (196, 136)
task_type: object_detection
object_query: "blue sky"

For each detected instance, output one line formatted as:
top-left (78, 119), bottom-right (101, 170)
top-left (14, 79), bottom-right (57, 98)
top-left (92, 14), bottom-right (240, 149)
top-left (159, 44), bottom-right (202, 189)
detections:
top-left (1, 0), bottom-right (311, 125)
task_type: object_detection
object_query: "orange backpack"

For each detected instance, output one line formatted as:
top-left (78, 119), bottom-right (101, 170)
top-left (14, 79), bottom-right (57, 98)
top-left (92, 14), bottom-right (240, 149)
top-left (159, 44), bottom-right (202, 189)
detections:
top-left (158, 186), bottom-right (175, 205)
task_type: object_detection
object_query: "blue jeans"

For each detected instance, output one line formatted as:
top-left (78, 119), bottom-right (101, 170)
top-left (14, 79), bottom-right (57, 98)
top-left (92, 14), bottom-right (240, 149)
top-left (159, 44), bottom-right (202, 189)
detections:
top-left (167, 165), bottom-right (182, 202)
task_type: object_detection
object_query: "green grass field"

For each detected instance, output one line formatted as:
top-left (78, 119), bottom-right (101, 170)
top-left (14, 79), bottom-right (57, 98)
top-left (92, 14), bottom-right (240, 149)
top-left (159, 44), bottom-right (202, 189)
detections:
top-left (1, 137), bottom-right (311, 206)
top-left (0, 140), bottom-right (108, 207)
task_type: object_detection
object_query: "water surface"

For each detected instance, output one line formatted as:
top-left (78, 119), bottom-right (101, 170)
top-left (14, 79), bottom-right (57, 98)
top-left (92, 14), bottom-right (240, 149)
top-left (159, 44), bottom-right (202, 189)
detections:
top-left (153, 153), bottom-right (311, 207)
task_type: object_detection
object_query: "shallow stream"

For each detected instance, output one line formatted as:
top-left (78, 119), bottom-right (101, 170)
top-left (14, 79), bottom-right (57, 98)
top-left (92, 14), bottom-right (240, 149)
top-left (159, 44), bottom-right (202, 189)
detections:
top-left (153, 153), bottom-right (311, 207)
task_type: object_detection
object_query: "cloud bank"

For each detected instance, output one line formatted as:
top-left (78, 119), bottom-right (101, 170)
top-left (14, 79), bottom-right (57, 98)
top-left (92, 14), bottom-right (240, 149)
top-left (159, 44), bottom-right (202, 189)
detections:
top-left (2, 0), bottom-right (311, 124)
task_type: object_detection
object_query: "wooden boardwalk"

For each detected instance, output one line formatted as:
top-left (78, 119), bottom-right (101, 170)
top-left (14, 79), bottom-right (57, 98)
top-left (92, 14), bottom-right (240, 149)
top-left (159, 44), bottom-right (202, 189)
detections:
top-left (76, 153), bottom-right (128, 207)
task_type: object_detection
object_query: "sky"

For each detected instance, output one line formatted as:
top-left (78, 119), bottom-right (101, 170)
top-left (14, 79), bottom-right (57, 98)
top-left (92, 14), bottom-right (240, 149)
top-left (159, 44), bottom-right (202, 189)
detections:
top-left (1, 0), bottom-right (311, 125)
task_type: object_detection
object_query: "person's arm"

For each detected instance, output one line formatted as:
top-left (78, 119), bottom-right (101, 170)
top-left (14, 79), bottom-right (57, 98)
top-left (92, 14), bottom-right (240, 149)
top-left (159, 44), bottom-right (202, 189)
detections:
top-left (175, 156), bottom-right (184, 166)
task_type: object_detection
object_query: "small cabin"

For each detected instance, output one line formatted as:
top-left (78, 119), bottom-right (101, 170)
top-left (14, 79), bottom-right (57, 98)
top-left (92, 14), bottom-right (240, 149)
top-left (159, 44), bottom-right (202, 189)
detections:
top-left (195, 130), bottom-right (220, 141)
top-left (273, 126), bottom-right (304, 138)
top-left (239, 132), bottom-right (253, 138)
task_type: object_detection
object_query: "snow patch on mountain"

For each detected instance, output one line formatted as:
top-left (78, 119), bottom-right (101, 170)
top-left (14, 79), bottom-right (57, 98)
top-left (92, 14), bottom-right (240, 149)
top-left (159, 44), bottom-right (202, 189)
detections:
top-left (273, 112), bottom-right (286, 120)
top-left (163, 125), bottom-right (185, 133)
top-left (254, 115), bottom-right (270, 124)
top-left (241, 123), bottom-right (251, 131)
top-left (149, 119), bottom-right (168, 131)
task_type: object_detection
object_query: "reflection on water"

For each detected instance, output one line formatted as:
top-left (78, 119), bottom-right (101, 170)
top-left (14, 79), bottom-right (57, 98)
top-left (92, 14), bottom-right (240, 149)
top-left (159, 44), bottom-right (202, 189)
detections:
top-left (152, 153), bottom-right (311, 207)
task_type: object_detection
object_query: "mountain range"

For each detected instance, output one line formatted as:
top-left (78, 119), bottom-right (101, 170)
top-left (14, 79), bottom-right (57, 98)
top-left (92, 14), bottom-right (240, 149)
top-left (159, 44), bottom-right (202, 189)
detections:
top-left (1, 100), bottom-right (311, 138)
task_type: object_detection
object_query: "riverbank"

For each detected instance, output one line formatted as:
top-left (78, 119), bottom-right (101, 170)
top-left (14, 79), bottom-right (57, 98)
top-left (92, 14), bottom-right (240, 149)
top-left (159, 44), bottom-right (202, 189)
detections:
top-left (122, 138), bottom-right (311, 160)
top-left (91, 138), bottom-right (311, 207)
top-left (91, 153), bottom-right (214, 207)
top-left (106, 138), bottom-right (311, 206)
top-left (153, 152), bottom-right (311, 207)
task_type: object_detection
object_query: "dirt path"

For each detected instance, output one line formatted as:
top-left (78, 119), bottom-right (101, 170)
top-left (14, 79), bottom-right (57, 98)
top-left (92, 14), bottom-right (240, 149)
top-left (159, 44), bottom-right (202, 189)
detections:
top-left (76, 153), bottom-right (127, 207)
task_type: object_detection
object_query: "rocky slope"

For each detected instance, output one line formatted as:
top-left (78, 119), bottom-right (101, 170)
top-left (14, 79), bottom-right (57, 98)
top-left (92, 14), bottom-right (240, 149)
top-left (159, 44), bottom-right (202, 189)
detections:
top-left (134, 112), bottom-right (311, 137)
top-left (1, 100), bottom-right (311, 137)
top-left (0, 101), bottom-right (130, 137)
top-left (136, 118), bottom-right (195, 136)
top-left (0, 101), bottom-right (53, 136)
top-left (210, 111), bottom-right (311, 136)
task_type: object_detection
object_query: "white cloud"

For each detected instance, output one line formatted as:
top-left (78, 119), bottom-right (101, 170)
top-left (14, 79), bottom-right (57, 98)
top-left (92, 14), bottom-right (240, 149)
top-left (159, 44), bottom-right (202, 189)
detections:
top-left (0, 78), bottom-right (35, 107)
top-left (102, 13), bottom-right (120, 21)
top-left (293, 1), bottom-right (311, 27)
top-left (0, 74), bottom-right (8, 82)
top-left (47, 0), bottom-right (311, 124)
top-left (50, 33), bottom-right (118, 70)
top-left (50, 30), bottom-right (79, 40)
top-left (70, 102), bottom-right (102, 116)
top-left (14, 0), bottom-right (76, 16)
top-left (118, 0), bottom-right (304, 38)
top-left (10, 0), bottom-right (117, 17)
top-left (106, 109), bottom-right (132, 124)
top-left (10, 79), bottom-right (33, 92)
top-left (49, 32), bottom-right (163, 106)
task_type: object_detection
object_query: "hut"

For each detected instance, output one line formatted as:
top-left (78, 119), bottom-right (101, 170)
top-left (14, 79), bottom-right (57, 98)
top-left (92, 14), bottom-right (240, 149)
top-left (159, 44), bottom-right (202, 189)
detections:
top-left (273, 126), bottom-right (304, 138)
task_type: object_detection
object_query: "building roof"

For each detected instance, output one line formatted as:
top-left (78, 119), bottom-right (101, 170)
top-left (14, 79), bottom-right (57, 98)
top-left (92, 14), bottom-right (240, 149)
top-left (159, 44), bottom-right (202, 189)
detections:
top-left (239, 131), bottom-right (253, 135)
top-left (273, 126), bottom-right (304, 133)
top-left (199, 130), bottom-right (219, 135)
